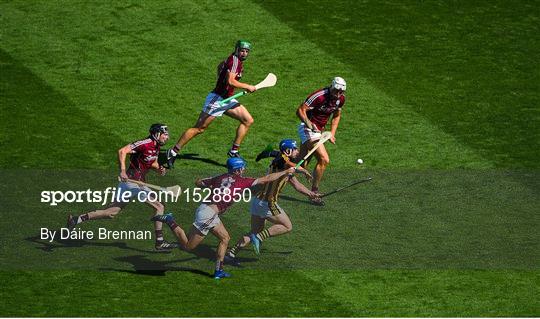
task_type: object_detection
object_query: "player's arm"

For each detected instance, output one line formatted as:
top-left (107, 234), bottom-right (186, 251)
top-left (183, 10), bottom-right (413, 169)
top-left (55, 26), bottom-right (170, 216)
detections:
top-left (117, 144), bottom-right (134, 181)
top-left (289, 175), bottom-right (317, 198)
top-left (329, 108), bottom-right (342, 144)
top-left (227, 71), bottom-right (256, 93)
top-left (253, 167), bottom-right (296, 186)
top-left (195, 177), bottom-right (213, 188)
top-left (296, 103), bottom-right (318, 132)
top-left (151, 159), bottom-right (166, 176)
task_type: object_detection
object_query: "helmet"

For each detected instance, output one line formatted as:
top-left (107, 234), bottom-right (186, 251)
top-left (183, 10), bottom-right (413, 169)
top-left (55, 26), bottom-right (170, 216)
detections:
top-left (149, 123), bottom-right (168, 143)
top-left (235, 40), bottom-right (252, 51)
top-left (226, 157), bottom-right (247, 173)
top-left (331, 77), bottom-right (346, 91)
top-left (279, 139), bottom-right (298, 155)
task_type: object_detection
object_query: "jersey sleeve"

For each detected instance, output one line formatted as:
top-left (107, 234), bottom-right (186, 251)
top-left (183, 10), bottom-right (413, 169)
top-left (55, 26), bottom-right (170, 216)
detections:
top-left (130, 139), bottom-right (148, 153)
top-left (237, 177), bottom-right (257, 189)
top-left (304, 90), bottom-right (326, 110)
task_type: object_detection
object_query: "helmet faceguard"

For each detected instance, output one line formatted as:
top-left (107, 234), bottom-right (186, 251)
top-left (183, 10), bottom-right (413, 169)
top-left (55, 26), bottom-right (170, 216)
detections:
top-left (149, 123), bottom-right (169, 145)
top-left (235, 40), bottom-right (252, 61)
top-left (279, 139), bottom-right (298, 157)
top-left (331, 77), bottom-right (347, 92)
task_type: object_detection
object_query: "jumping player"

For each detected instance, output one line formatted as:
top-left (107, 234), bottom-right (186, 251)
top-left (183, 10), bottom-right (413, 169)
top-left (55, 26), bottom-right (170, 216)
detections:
top-left (66, 124), bottom-right (177, 250)
top-left (296, 77), bottom-right (346, 205)
top-left (152, 157), bottom-right (296, 279)
top-left (166, 40), bottom-right (257, 167)
top-left (227, 139), bottom-right (318, 259)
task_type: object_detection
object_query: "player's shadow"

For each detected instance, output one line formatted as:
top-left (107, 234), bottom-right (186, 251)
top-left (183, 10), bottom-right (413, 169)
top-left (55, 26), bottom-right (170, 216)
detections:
top-left (101, 255), bottom-right (212, 277)
top-left (279, 194), bottom-right (311, 204)
top-left (158, 151), bottom-right (226, 168)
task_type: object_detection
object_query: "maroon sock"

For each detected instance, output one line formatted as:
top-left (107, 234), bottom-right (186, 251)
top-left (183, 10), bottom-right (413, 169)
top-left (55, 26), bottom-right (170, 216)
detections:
top-left (230, 143), bottom-right (240, 151)
top-left (155, 229), bottom-right (164, 243)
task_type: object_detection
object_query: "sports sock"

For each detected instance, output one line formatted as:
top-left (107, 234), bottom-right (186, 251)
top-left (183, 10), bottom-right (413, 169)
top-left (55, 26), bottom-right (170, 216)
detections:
top-left (311, 186), bottom-right (319, 193)
top-left (228, 244), bottom-right (241, 257)
top-left (215, 260), bottom-right (223, 271)
top-left (172, 145), bottom-right (180, 154)
top-left (155, 229), bottom-right (164, 244)
top-left (77, 214), bottom-right (89, 224)
top-left (166, 219), bottom-right (179, 231)
top-left (230, 143), bottom-right (240, 152)
top-left (256, 229), bottom-right (271, 242)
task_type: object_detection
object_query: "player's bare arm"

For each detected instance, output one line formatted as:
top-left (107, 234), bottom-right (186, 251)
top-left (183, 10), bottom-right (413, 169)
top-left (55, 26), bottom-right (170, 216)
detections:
top-left (253, 167), bottom-right (296, 186)
top-left (117, 144), bottom-right (133, 181)
top-left (151, 159), bottom-right (166, 176)
top-left (329, 108), bottom-right (342, 144)
top-left (228, 71), bottom-right (256, 92)
top-left (289, 175), bottom-right (318, 198)
top-left (296, 103), bottom-right (318, 131)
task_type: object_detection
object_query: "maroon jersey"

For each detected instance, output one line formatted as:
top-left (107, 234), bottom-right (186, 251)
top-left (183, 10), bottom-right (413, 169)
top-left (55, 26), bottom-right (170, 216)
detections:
top-left (127, 138), bottom-right (159, 181)
top-left (304, 87), bottom-right (346, 130)
top-left (199, 173), bottom-right (256, 213)
top-left (212, 54), bottom-right (243, 98)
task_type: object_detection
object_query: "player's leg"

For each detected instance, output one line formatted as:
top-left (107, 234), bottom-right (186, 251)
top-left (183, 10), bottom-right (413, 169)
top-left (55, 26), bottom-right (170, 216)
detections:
top-left (265, 210), bottom-right (293, 237)
top-left (210, 223), bottom-right (232, 279)
top-left (143, 196), bottom-right (177, 250)
top-left (67, 201), bottom-right (126, 230)
top-left (170, 112), bottom-right (216, 155)
top-left (66, 182), bottom-right (137, 230)
top-left (151, 212), bottom-right (189, 248)
top-left (224, 105), bottom-right (254, 157)
top-left (227, 214), bottom-right (265, 258)
top-left (312, 143), bottom-right (330, 193)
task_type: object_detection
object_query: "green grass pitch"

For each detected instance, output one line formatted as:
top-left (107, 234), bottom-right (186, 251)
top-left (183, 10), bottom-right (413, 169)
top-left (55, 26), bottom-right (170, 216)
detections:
top-left (0, 0), bottom-right (539, 316)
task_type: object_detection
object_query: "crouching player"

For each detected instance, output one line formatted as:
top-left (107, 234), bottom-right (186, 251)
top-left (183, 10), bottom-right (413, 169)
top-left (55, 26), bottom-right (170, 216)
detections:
top-left (151, 157), bottom-right (296, 279)
top-left (66, 124), bottom-right (178, 251)
top-left (227, 139), bottom-right (318, 259)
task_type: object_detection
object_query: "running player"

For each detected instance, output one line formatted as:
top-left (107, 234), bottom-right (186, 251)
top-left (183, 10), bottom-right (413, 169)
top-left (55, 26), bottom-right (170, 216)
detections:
top-left (151, 157), bottom-right (297, 279)
top-left (227, 139), bottom-right (318, 259)
top-left (296, 77), bottom-right (346, 205)
top-left (166, 40), bottom-right (257, 167)
top-left (66, 124), bottom-right (177, 250)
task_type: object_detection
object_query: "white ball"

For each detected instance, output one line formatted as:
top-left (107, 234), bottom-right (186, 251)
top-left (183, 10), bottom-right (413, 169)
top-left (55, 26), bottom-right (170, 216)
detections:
top-left (357, 158), bottom-right (363, 164)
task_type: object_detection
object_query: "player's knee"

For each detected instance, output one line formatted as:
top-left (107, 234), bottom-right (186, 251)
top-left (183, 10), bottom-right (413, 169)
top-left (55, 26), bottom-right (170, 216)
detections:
top-left (243, 116), bottom-right (254, 127)
top-left (107, 207), bottom-right (121, 218)
top-left (319, 156), bottom-right (330, 166)
top-left (221, 234), bottom-right (230, 245)
top-left (285, 223), bottom-right (293, 233)
top-left (195, 127), bottom-right (206, 135)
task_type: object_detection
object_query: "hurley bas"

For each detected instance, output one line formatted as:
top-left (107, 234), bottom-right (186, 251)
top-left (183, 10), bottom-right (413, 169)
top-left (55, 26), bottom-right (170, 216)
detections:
top-left (40, 227), bottom-right (152, 242)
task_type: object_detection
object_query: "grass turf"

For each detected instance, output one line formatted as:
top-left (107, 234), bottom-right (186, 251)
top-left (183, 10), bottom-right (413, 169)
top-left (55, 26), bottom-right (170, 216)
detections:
top-left (0, 0), bottom-right (538, 316)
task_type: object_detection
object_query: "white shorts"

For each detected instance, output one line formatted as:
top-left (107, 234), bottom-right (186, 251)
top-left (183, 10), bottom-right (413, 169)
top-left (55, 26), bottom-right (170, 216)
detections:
top-left (192, 204), bottom-right (221, 235)
top-left (202, 92), bottom-right (240, 117)
top-left (250, 197), bottom-right (285, 218)
top-left (115, 181), bottom-right (152, 203)
top-left (297, 123), bottom-right (322, 144)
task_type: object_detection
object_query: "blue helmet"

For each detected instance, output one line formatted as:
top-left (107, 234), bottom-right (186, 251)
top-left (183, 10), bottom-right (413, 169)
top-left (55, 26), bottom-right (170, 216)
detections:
top-left (279, 139), bottom-right (298, 154)
top-left (226, 157), bottom-right (247, 172)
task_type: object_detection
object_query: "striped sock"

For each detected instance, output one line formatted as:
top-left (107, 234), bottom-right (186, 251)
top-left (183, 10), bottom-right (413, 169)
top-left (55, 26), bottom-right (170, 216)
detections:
top-left (77, 214), bottom-right (89, 224)
top-left (172, 145), bottom-right (181, 153)
top-left (230, 143), bottom-right (240, 151)
top-left (215, 260), bottom-right (223, 271)
top-left (256, 229), bottom-right (271, 242)
top-left (155, 229), bottom-right (164, 243)
top-left (167, 220), bottom-right (179, 231)
top-left (228, 244), bottom-right (241, 258)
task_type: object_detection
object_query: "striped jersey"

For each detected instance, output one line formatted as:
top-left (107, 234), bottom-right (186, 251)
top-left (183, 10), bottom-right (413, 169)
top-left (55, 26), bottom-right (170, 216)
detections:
top-left (256, 154), bottom-right (292, 204)
top-left (127, 137), bottom-right (159, 181)
top-left (304, 87), bottom-right (346, 130)
top-left (199, 173), bottom-right (256, 213)
top-left (212, 54), bottom-right (243, 98)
